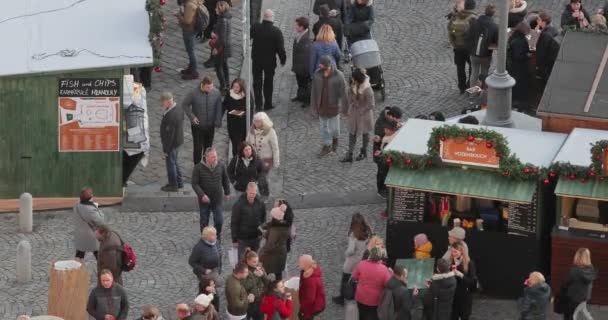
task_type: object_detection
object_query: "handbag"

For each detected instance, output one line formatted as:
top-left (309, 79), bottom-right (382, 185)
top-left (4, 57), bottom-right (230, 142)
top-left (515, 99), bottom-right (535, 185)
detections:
top-left (342, 277), bottom-right (358, 300)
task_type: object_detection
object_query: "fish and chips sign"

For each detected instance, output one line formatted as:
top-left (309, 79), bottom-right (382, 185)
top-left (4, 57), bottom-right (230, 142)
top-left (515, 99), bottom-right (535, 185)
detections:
top-left (440, 138), bottom-right (500, 169)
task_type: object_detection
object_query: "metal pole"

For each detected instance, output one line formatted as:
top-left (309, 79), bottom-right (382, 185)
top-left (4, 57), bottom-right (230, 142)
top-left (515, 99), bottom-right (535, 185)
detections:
top-left (483, 0), bottom-right (515, 127)
top-left (244, 0), bottom-right (252, 129)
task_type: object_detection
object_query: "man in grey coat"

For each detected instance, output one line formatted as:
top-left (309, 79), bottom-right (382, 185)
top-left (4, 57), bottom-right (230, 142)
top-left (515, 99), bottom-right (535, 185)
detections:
top-left (310, 55), bottom-right (349, 157)
top-left (182, 77), bottom-right (223, 164)
top-left (73, 187), bottom-right (105, 260)
top-left (292, 16), bottom-right (312, 107)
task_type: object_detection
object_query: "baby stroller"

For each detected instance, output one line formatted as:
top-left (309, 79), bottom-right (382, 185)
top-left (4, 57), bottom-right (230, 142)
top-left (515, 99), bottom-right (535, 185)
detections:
top-left (349, 39), bottom-right (386, 101)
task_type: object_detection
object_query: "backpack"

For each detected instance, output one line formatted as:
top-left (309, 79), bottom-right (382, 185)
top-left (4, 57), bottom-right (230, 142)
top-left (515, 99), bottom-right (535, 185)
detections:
top-left (119, 239), bottom-right (137, 271)
top-left (449, 14), bottom-right (476, 48)
top-left (194, 5), bottom-right (210, 35)
top-left (377, 287), bottom-right (396, 320)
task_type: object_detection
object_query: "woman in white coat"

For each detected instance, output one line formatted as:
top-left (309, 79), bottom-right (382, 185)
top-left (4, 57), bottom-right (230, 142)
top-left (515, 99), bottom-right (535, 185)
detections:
top-left (246, 112), bottom-right (280, 196)
top-left (73, 187), bottom-right (105, 259)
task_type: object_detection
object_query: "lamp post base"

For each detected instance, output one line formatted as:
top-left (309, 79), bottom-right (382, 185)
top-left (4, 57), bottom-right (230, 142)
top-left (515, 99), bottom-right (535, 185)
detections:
top-left (484, 71), bottom-right (516, 127)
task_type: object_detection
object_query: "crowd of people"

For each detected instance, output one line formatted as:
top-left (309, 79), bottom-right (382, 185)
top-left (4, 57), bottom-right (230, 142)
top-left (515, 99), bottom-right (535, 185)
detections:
top-left (15, 0), bottom-right (603, 320)
top-left (447, 0), bottom-right (608, 113)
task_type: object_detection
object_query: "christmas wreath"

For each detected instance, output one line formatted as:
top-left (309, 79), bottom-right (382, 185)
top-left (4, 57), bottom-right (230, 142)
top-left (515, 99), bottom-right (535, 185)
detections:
top-left (146, 0), bottom-right (165, 68)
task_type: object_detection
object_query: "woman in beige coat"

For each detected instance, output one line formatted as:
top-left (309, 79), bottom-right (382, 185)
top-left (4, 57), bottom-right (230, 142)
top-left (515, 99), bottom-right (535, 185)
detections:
top-left (341, 68), bottom-right (375, 162)
top-left (246, 112), bottom-right (279, 196)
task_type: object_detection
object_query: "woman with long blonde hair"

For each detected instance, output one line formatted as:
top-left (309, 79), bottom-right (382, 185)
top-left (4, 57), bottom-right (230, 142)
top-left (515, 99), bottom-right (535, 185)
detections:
top-left (558, 248), bottom-right (597, 320)
top-left (450, 241), bottom-right (477, 320)
top-left (310, 24), bottom-right (342, 76)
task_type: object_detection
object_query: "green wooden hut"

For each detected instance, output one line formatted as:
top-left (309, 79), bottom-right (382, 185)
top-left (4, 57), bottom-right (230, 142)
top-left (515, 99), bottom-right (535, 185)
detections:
top-left (0, 0), bottom-right (154, 210)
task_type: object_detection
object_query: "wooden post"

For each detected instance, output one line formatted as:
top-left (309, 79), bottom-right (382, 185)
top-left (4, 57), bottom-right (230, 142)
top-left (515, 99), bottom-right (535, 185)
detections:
top-left (48, 260), bottom-right (90, 320)
top-left (16, 240), bottom-right (32, 283)
top-left (19, 193), bottom-right (33, 233)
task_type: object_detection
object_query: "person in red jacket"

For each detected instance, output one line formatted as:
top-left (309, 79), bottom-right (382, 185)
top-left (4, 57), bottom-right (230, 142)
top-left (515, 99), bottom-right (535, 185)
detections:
top-left (298, 255), bottom-right (326, 319)
top-left (260, 279), bottom-right (293, 319)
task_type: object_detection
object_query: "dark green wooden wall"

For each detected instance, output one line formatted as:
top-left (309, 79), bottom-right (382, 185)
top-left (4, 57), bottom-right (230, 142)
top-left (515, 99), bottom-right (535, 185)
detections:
top-left (0, 69), bottom-right (123, 198)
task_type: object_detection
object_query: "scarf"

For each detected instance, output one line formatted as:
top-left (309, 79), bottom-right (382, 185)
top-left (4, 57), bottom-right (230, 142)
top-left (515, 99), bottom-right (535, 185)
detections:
top-left (203, 239), bottom-right (217, 246)
top-left (242, 157), bottom-right (252, 167)
top-left (230, 89), bottom-right (245, 100)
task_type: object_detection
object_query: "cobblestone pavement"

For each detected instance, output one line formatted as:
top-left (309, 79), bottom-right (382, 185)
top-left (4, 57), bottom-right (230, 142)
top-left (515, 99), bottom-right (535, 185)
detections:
top-left (128, 0), bottom-right (608, 197)
top-left (2, 206), bottom-right (607, 319)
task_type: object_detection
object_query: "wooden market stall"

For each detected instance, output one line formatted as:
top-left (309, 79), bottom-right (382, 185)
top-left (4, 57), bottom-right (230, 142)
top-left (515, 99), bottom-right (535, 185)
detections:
top-left (382, 119), bottom-right (567, 297)
top-left (537, 32), bottom-right (608, 133)
top-left (0, 0), bottom-right (159, 211)
top-left (550, 128), bottom-right (608, 304)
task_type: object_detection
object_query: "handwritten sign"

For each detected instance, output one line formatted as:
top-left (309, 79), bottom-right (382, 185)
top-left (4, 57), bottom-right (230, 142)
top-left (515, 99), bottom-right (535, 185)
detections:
top-left (440, 138), bottom-right (500, 169)
top-left (58, 78), bottom-right (120, 152)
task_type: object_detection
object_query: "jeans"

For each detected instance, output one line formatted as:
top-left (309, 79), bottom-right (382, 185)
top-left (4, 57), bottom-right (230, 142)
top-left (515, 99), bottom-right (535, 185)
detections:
top-left (469, 55), bottom-right (491, 88)
top-left (214, 53), bottom-right (230, 91)
top-left (238, 238), bottom-right (261, 260)
top-left (319, 116), bottom-right (340, 146)
top-left (453, 48), bottom-right (471, 91)
top-left (165, 148), bottom-right (183, 187)
top-left (191, 125), bottom-right (215, 164)
top-left (199, 202), bottom-right (224, 236)
top-left (253, 63), bottom-right (276, 109)
top-left (183, 30), bottom-right (197, 73)
top-left (295, 73), bottom-right (311, 103)
top-left (357, 302), bottom-right (378, 320)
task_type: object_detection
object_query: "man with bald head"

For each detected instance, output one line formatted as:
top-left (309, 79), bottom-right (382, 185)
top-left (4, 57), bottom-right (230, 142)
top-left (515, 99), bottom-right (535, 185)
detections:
top-left (251, 9), bottom-right (287, 111)
top-left (298, 255), bottom-right (326, 319)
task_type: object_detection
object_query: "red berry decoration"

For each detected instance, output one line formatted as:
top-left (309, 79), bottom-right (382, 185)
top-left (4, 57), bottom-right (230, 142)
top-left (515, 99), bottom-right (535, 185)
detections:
top-left (160, 0), bottom-right (166, 5)
top-left (524, 168), bottom-right (530, 174)
top-left (385, 157), bottom-right (393, 165)
top-left (154, 66), bottom-right (162, 72)
top-left (562, 175), bottom-right (568, 181)
top-left (434, 145), bottom-right (440, 151)
top-left (601, 176), bottom-right (606, 181)
top-left (159, 40), bottom-right (164, 47)
top-left (162, 17), bottom-right (167, 23)
top-left (495, 152), bottom-right (501, 158)
top-left (467, 135), bottom-right (474, 142)
top-left (405, 159), bottom-right (412, 165)
top-left (570, 174), bottom-right (576, 180)
top-left (595, 154), bottom-right (601, 160)
top-left (580, 178), bottom-right (586, 183)
top-left (486, 142), bottom-right (493, 148)
top-left (590, 171), bottom-right (596, 178)
top-left (533, 168), bottom-right (538, 174)
top-left (440, 136), bottom-right (446, 142)
top-left (427, 159), bottom-right (433, 165)
top-left (544, 179), bottom-right (550, 184)
top-left (549, 170), bottom-right (556, 178)
top-left (503, 171), bottom-right (510, 177)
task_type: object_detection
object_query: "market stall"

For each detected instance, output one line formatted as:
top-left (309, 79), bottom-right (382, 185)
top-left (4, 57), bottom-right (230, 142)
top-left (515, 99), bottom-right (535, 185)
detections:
top-left (537, 32), bottom-right (608, 133)
top-left (550, 128), bottom-right (608, 304)
top-left (382, 119), bottom-right (567, 297)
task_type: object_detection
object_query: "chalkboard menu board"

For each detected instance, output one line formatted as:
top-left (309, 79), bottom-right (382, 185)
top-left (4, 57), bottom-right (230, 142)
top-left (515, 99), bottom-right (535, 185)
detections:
top-left (391, 189), bottom-right (425, 223)
top-left (508, 192), bottom-right (538, 236)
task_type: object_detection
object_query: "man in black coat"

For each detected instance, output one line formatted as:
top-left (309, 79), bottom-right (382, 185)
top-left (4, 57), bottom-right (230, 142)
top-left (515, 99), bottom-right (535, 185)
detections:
top-left (535, 11), bottom-right (560, 85)
top-left (292, 17), bottom-right (313, 106)
top-left (465, 4), bottom-right (498, 88)
top-left (192, 148), bottom-right (231, 235)
top-left (251, 9), bottom-right (287, 111)
top-left (160, 92), bottom-right (184, 192)
top-left (385, 266), bottom-right (417, 320)
top-left (313, 5), bottom-right (344, 50)
top-left (231, 182), bottom-right (267, 259)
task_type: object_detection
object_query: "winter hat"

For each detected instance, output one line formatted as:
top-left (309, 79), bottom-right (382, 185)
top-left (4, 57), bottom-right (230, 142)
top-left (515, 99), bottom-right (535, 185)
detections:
top-left (319, 55), bottom-right (333, 67)
top-left (271, 204), bottom-right (287, 221)
top-left (194, 294), bottom-right (214, 307)
top-left (448, 226), bottom-right (466, 241)
top-left (464, 0), bottom-right (476, 10)
top-left (414, 233), bottom-right (429, 248)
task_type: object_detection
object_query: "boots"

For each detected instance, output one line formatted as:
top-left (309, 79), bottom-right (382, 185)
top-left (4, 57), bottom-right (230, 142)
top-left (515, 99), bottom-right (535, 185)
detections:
top-left (340, 152), bottom-right (353, 163)
top-left (331, 138), bottom-right (339, 153)
top-left (356, 148), bottom-right (367, 161)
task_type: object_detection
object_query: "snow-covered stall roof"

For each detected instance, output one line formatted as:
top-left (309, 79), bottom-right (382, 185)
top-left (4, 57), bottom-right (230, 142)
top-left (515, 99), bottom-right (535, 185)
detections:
top-left (0, 0), bottom-right (153, 77)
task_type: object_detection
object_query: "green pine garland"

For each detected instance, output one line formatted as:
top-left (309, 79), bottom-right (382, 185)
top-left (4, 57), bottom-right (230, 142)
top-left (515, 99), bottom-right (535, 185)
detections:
top-left (146, 0), bottom-right (163, 67)
top-left (380, 125), bottom-right (607, 183)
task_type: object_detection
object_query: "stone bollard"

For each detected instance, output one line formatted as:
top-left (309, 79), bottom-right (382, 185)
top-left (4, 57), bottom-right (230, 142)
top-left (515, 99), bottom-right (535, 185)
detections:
top-left (19, 193), bottom-right (33, 233)
top-left (17, 240), bottom-right (32, 283)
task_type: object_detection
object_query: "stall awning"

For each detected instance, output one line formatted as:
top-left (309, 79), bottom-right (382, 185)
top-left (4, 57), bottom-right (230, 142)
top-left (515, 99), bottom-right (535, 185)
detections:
top-left (385, 167), bottom-right (536, 204)
top-left (555, 180), bottom-right (608, 200)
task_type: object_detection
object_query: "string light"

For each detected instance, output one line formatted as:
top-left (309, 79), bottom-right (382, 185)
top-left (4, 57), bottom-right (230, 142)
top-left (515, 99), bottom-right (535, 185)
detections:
top-left (32, 49), bottom-right (151, 61)
top-left (0, 0), bottom-right (88, 25)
